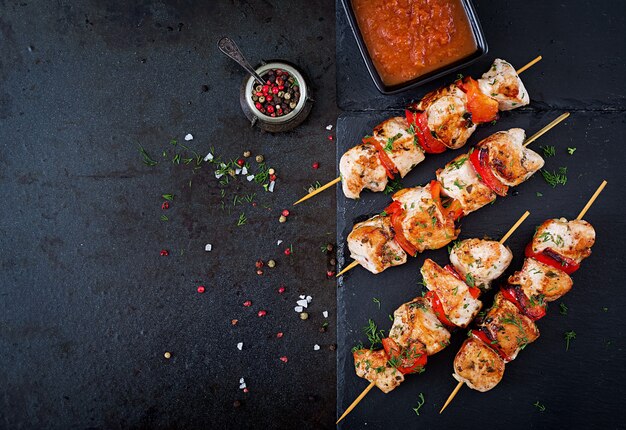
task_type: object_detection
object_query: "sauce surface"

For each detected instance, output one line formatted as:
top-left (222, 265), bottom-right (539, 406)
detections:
top-left (352, 0), bottom-right (478, 86)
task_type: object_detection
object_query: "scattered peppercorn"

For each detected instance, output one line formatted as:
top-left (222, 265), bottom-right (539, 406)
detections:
top-left (243, 300), bottom-right (252, 307)
top-left (255, 260), bottom-right (264, 269)
top-left (300, 312), bottom-right (309, 320)
top-left (279, 215), bottom-right (287, 223)
top-left (243, 388), bottom-right (249, 393)
top-left (160, 249), bottom-right (169, 256)
top-left (328, 135), bottom-right (333, 140)
top-left (161, 201), bottom-right (170, 210)
top-left (325, 243), bottom-right (334, 252)
top-left (281, 209), bottom-right (290, 217)
top-left (312, 161), bottom-right (320, 169)
top-left (243, 150), bottom-right (251, 158)
top-left (237, 158), bottom-right (245, 167)
top-left (255, 155), bottom-right (264, 163)
top-left (233, 400), bottom-right (241, 408)
top-left (268, 168), bottom-right (275, 175)
top-left (319, 326), bottom-right (327, 333)
top-left (278, 286), bottom-right (286, 294)
top-left (280, 356), bottom-right (288, 363)
top-left (329, 344), bottom-right (337, 351)
top-left (164, 351), bottom-right (171, 359)
top-left (256, 269), bottom-right (264, 276)
top-left (231, 319), bottom-right (239, 325)
top-left (197, 285), bottom-right (205, 293)
top-left (326, 270), bottom-right (335, 278)
top-left (267, 259), bottom-right (276, 268)
top-left (284, 248), bottom-right (291, 256)
top-left (329, 258), bottom-right (336, 266)
top-left (257, 310), bottom-right (267, 317)
top-left (276, 332), bottom-right (284, 338)
top-left (269, 173), bottom-right (277, 181)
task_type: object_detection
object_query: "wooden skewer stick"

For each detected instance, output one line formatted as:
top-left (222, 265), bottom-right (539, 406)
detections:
top-left (523, 112), bottom-right (570, 147)
top-left (577, 180), bottom-right (607, 220)
top-left (294, 58), bottom-right (543, 206)
top-left (336, 381), bottom-right (376, 424)
top-left (336, 111), bottom-right (565, 278)
top-left (516, 55), bottom-right (542, 74)
top-left (293, 176), bottom-right (341, 206)
top-left (336, 210), bottom-right (530, 423)
top-left (440, 182), bottom-right (608, 415)
top-left (336, 260), bottom-right (360, 278)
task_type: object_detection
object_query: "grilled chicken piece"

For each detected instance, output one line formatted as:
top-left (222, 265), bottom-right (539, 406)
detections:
top-left (437, 153), bottom-right (496, 214)
top-left (392, 184), bottom-right (459, 253)
top-left (347, 215), bottom-right (407, 274)
top-left (421, 258), bottom-right (482, 328)
top-left (479, 292), bottom-right (540, 361)
top-left (389, 297), bottom-right (451, 356)
top-left (508, 257), bottom-right (573, 302)
top-left (477, 128), bottom-right (544, 186)
top-left (416, 84), bottom-right (477, 150)
top-left (372, 117), bottom-right (425, 177)
top-left (529, 218), bottom-right (596, 264)
top-left (353, 348), bottom-right (404, 393)
top-left (453, 338), bottom-right (505, 392)
top-left (339, 142), bottom-right (388, 199)
top-left (449, 239), bottom-right (513, 291)
top-left (478, 59), bottom-right (530, 111)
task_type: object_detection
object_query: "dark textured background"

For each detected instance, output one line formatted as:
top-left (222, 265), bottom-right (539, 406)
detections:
top-left (1, 1), bottom-right (339, 429)
top-left (1, 0), bottom-right (625, 429)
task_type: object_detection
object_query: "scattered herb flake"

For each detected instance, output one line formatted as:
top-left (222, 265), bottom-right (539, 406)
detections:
top-left (541, 145), bottom-right (556, 158)
top-left (138, 145), bottom-right (158, 166)
top-left (412, 393), bottom-right (425, 416)
top-left (567, 147), bottom-right (576, 155)
top-left (372, 297), bottom-right (381, 309)
top-left (534, 401), bottom-right (546, 412)
top-left (237, 213), bottom-right (247, 226)
top-left (541, 167), bottom-right (568, 187)
top-left (160, 215), bottom-right (169, 221)
top-left (559, 303), bottom-right (568, 315)
top-left (564, 330), bottom-right (576, 351)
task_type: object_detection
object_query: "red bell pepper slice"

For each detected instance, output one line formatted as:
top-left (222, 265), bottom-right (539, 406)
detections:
top-left (457, 77), bottom-right (499, 124)
top-left (425, 290), bottom-right (456, 329)
top-left (471, 329), bottom-right (512, 362)
top-left (429, 180), bottom-right (464, 221)
top-left (384, 201), bottom-right (418, 257)
top-left (363, 136), bottom-right (397, 180)
top-left (444, 265), bottom-right (481, 299)
top-left (382, 337), bottom-right (427, 374)
top-left (525, 243), bottom-right (580, 274)
top-left (405, 109), bottom-right (447, 154)
top-left (469, 147), bottom-right (509, 197)
top-left (500, 285), bottom-right (547, 321)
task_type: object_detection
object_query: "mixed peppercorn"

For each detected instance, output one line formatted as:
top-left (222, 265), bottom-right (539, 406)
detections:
top-left (251, 68), bottom-right (301, 117)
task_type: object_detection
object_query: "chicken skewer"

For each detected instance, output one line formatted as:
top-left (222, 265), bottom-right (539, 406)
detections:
top-left (294, 56), bottom-right (542, 206)
top-left (439, 180), bottom-right (607, 414)
top-left (336, 211), bottom-right (530, 424)
top-left (336, 113), bottom-right (569, 277)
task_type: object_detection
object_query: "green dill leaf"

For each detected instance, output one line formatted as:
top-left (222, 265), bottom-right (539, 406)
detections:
top-left (564, 330), bottom-right (576, 351)
top-left (412, 393), bottom-right (425, 416)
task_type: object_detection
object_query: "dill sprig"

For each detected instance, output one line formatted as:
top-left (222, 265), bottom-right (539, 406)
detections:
top-left (138, 145), bottom-right (158, 166)
top-left (363, 319), bottom-right (385, 349)
top-left (541, 145), bottom-right (556, 157)
top-left (541, 167), bottom-right (567, 187)
top-left (384, 178), bottom-right (403, 195)
top-left (236, 213), bottom-right (247, 226)
top-left (564, 330), bottom-right (576, 351)
top-left (412, 393), bottom-right (425, 416)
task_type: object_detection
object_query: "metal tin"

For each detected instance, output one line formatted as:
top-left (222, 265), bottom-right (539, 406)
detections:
top-left (340, 0), bottom-right (488, 95)
top-left (240, 61), bottom-right (313, 132)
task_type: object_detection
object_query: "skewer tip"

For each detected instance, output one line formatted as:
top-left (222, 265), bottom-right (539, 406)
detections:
top-left (440, 381), bottom-right (464, 414)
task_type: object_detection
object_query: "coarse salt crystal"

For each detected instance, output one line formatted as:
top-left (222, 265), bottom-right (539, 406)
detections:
top-left (237, 342), bottom-right (243, 351)
top-left (184, 133), bottom-right (193, 141)
top-left (268, 181), bottom-right (275, 192)
top-left (306, 296), bottom-right (312, 303)
top-left (326, 124), bottom-right (333, 130)
top-left (323, 311), bottom-right (328, 318)
top-left (205, 244), bottom-right (212, 252)
top-left (277, 240), bottom-right (283, 246)
top-left (239, 377), bottom-right (246, 389)
top-left (241, 166), bottom-right (248, 175)
top-left (247, 174), bottom-right (255, 181)
top-left (294, 306), bottom-right (303, 312)
top-left (235, 168), bottom-right (242, 175)
top-left (314, 344), bottom-right (320, 351)
top-left (296, 299), bottom-right (308, 307)
top-left (215, 172), bottom-right (224, 179)
top-left (204, 153), bottom-right (214, 161)
top-left (299, 295), bottom-right (305, 299)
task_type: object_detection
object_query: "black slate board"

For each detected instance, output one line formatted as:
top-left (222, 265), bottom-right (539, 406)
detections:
top-left (336, 0), bottom-right (626, 111)
top-left (336, 110), bottom-right (625, 429)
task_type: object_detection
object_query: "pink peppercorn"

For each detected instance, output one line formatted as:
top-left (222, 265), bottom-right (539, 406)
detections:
top-left (278, 286), bottom-right (286, 294)
top-left (257, 310), bottom-right (267, 317)
top-left (269, 174), bottom-right (277, 181)
top-left (312, 161), bottom-right (319, 169)
top-left (161, 202), bottom-right (170, 210)
top-left (327, 270), bottom-right (336, 277)
top-left (280, 356), bottom-right (288, 363)
top-left (328, 135), bottom-right (333, 140)
top-left (284, 248), bottom-right (291, 256)
top-left (272, 87), bottom-right (279, 94)
top-left (243, 300), bottom-right (252, 307)
top-left (243, 388), bottom-right (249, 393)
top-left (197, 285), bottom-right (205, 293)
top-left (237, 159), bottom-right (245, 167)
top-left (160, 249), bottom-right (169, 256)
top-left (276, 332), bottom-right (284, 338)
top-left (281, 209), bottom-right (290, 217)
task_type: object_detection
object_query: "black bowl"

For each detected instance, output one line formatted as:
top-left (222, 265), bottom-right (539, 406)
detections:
top-left (340, 0), bottom-right (489, 95)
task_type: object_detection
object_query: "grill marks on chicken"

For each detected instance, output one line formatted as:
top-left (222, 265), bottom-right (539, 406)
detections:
top-left (347, 215), bottom-right (407, 274)
top-left (437, 153), bottom-right (496, 214)
top-left (477, 128), bottom-right (544, 187)
top-left (340, 143), bottom-right (389, 200)
top-left (353, 348), bottom-right (404, 393)
top-left (449, 239), bottom-right (513, 291)
top-left (508, 257), bottom-right (573, 303)
top-left (478, 59), bottom-right (530, 111)
top-left (530, 218), bottom-right (596, 264)
top-left (453, 338), bottom-right (505, 392)
top-left (372, 117), bottom-right (425, 177)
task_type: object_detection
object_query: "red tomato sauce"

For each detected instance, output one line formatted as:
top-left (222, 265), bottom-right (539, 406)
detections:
top-left (352, 0), bottom-right (478, 86)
